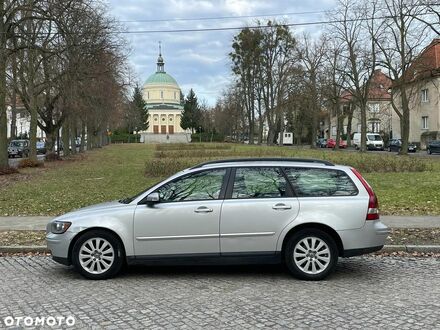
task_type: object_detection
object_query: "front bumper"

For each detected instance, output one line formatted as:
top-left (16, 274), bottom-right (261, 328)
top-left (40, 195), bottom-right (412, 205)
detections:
top-left (338, 220), bottom-right (390, 257)
top-left (46, 231), bottom-right (77, 265)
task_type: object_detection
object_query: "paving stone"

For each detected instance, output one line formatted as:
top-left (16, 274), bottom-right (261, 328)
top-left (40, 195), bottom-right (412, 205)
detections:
top-left (0, 256), bottom-right (439, 329)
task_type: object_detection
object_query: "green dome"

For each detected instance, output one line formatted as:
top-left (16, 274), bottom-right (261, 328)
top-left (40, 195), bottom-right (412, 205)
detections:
top-left (144, 72), bottom-right (178, 86)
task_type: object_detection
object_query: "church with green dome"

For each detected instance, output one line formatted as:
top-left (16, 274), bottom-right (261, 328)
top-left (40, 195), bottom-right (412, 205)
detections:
top-left (139, 48), bottom-right (191, 143)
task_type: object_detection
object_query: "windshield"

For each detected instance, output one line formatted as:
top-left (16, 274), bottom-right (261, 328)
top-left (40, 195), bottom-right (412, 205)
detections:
top-left (367, 134), bottom-right (382, 141)
top-left (9, 141), bottom-right (25, 147)
top-left (119, 179), bottom-right (165, 204)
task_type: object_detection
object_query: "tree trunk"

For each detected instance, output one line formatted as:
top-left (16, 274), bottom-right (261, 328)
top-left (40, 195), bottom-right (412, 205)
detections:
top-left (62, 124), bottom-right (70, 157)
top-left (0, 12), bottom-right (8, 168)
top-left (399, 86), bottom-right (410, 155)
top-left (79, 121), bottom-right (85, 152)
top-left (10, 53), bottom-right (17, 139)
top-left (346, 106), bottom-right (353, 147)
top-left (360, 103), bottom-right (367, 152)
top-left (69, 119), bottom-right (76, 155)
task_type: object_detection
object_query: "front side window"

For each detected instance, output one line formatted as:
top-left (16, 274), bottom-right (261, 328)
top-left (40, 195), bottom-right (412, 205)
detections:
top-left (284, 168), bottom-right (358, 197)
top-left (156, 169), bottom-right (226, 202)
top-left (232, 167), bottom-right (288, 199)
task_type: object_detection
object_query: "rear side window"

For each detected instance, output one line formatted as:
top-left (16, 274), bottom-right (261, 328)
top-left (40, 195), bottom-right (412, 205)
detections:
top-left (232, 167), bottom-right (288, 199)
top-left (284, 168), bottom-right (358, 197)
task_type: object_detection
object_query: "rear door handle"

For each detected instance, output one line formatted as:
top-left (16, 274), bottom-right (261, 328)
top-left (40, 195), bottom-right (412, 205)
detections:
top-left (194, 206), bottom-right (213, 213)
top-left (272, 203), bottom-right (292, 210)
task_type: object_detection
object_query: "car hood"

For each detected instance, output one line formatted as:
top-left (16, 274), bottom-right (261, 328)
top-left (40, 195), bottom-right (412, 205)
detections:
top-left (54, 200), bottom-right (124, 221)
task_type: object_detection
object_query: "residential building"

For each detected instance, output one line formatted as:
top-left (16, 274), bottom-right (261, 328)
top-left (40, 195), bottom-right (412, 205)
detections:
top-left (392, 38), bottom-right (440, 147)
top-left (328, 69), bottom-right (393, 141)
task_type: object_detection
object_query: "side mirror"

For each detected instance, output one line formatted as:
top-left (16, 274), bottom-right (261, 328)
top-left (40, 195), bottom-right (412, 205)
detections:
top-left (145, 192), bottom-right (160, 205)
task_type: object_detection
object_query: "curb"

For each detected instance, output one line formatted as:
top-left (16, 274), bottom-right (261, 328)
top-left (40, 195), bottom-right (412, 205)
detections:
top-left (382, 245), bottom-right (440, 253)
top-left (0, 246), bottom-right (49, 253)
top-left (0, 245), bottom-right (440, 254)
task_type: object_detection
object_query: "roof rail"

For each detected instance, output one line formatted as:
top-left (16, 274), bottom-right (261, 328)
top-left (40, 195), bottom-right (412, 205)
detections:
top-left (191, 158), bottom-right (334, 169)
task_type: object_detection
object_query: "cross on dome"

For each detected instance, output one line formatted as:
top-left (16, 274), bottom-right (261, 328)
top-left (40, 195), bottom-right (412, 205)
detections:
top-left (157, 41), bottom-right (165, 73)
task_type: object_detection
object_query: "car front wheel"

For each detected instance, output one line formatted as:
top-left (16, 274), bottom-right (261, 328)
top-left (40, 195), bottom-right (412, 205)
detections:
top-left (285, 229), bottom-right (338, 280)
top-left (72, 230), bottom-right (124, 280)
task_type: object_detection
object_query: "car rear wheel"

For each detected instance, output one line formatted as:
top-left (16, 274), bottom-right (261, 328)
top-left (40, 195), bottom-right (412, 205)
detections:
top-left (72, 230), bottom-right (124, 280)
top-left (284, 229), bottom-right (338, 280)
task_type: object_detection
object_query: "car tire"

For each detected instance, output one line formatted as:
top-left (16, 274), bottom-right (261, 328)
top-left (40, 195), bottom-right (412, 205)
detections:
top-left (284, 229), bottom-right (338, 281)
top-left (72, 230), bottom-right (125, 280)
top-left (428, 149), bottom-right (432, 155)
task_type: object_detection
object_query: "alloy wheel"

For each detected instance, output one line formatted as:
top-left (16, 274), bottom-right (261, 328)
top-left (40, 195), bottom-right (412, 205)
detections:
top-left (293, 237), bottom-right (331, 275)
top-left (79, 237), bottom-right (115, 274)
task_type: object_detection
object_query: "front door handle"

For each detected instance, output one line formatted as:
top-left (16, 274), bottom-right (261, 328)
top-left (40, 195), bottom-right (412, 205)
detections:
top-left (194, 206), bottom-right (213, 213)
top-left (272, 203), bottom-right (292, 210)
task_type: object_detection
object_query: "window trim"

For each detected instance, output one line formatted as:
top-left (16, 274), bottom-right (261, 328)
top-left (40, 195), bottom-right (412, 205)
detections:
top-left (282, 167), bottom-right (359, 198)
top-left (422, 116), bottom-right (428, 129)
top-left (140, 168), bottom-right (231, 204)
top-left (421, 89), bottom-right (429, 103)
top-left (224, 166), bottom-right (294, 200)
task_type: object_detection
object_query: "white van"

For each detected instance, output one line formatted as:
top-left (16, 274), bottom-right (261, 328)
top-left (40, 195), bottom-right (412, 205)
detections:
top-left (278, 132), bottom-right (293, 145)
top-left (352, 133), bottom-right (384, 150)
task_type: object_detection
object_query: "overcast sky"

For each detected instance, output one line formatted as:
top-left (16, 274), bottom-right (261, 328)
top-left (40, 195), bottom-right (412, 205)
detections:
top-left (106, 0), bottom-right (337, 105)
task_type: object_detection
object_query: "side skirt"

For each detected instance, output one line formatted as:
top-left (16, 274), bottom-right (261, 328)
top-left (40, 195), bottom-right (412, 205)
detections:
top-left (126, 252), bottom-right (282, 266)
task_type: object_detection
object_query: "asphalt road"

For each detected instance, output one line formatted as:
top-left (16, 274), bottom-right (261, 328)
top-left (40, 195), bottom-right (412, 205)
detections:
top-left (0, 256), bottom-right (439, 329)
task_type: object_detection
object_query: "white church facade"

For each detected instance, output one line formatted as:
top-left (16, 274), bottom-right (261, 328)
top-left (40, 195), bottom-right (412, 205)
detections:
top-left (139, 50), bottom-right (191, 143)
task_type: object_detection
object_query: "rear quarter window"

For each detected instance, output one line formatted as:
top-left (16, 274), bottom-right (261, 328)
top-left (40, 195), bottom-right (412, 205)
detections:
top-left (284, 167), bottom-right (358, 197)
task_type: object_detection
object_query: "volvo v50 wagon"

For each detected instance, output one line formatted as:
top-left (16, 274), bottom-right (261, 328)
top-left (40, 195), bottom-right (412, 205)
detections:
top-left (47, 158), bottom-right (389, 280)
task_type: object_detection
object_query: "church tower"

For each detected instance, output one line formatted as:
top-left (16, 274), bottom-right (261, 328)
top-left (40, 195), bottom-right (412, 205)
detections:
top-left (139, 45), bottom-right (191, 143)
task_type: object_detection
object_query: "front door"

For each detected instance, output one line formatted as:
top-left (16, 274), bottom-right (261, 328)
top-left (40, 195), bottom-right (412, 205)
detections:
top-left (168, 125), bottom-right (174, 134)
top-left (220, 167), bottom-right (299, 254)
top-left (133, 169), bottom-right (228, 256)
top-left (161, 125), bottom-right (167, 134)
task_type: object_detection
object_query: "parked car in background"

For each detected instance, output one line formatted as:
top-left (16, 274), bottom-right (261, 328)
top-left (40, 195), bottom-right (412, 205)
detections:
top-left (353, 133), bottom-right (384, 151)
top-left (427, 140), bottom-right (440, 154)
top-left (387, 139), bottom-right (417, 153)
top-left (326, 138), bottom-right (347, 149)
top-left (316, 138), bottom-right (327, 148)
top-left (47, 158), bottom-right (389, 281)
top-left (36, 141), bottom-right (47, 155)
top-left (7, 140), bottom-right (30, 158)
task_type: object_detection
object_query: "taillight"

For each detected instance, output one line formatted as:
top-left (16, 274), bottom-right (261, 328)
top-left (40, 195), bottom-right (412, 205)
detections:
top-left (351, 168), bottom-right (379, 220)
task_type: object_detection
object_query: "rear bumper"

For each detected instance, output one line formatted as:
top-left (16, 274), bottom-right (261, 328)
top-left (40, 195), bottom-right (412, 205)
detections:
top-left (338, 220), bottom-right (390, 255)
top-left (343, 245), bottom-right (383, 257)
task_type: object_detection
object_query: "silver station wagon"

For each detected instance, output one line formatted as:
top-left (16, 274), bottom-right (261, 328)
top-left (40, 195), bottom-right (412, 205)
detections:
top-left (46, 158), bottom-right (389, 280)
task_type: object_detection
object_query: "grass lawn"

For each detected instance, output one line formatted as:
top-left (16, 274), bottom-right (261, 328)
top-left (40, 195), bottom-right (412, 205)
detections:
top-left (0, 143), bottom-right (439, 216)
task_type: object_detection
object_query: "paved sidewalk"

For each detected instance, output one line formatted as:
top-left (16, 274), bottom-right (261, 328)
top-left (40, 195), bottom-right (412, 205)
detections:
top-left (0, 215), bottom-right (439, 231)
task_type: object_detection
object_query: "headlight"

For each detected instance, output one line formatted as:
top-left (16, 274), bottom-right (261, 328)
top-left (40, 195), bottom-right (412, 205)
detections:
top-left (51, 221), bottom-right (71, 234)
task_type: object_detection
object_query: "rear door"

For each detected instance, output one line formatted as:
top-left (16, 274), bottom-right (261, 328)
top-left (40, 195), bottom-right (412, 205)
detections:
top-left (220, 167), bottom-right (299, 254)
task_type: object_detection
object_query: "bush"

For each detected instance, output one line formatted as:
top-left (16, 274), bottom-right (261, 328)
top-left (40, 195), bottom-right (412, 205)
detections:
top-left (155, 143), bottom-right (231, 151)
top-left (0, 166), bottom-right (19, 175)
top-left (191, 132), bottom-right (225, 143)
top-left (110, 133), bottom-right (140, 143)
top-left (45, 153), bottom-right (62, 162)
top-left (145, 158), bottom-right (198, 177)
top-left (17, 159), bottom-right (44, 169)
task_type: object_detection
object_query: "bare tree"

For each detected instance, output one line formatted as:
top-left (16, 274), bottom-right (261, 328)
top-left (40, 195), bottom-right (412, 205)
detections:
top-left (297, 34), bottom-right (327, 148)
top-left (329, 0), bottom-right (378, 152)
top-left (372, 0), bottom-right (433, 155)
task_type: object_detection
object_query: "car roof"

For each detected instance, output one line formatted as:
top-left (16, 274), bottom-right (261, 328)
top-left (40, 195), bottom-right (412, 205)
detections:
top-left (190, 158), bottom-right (336, 170)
